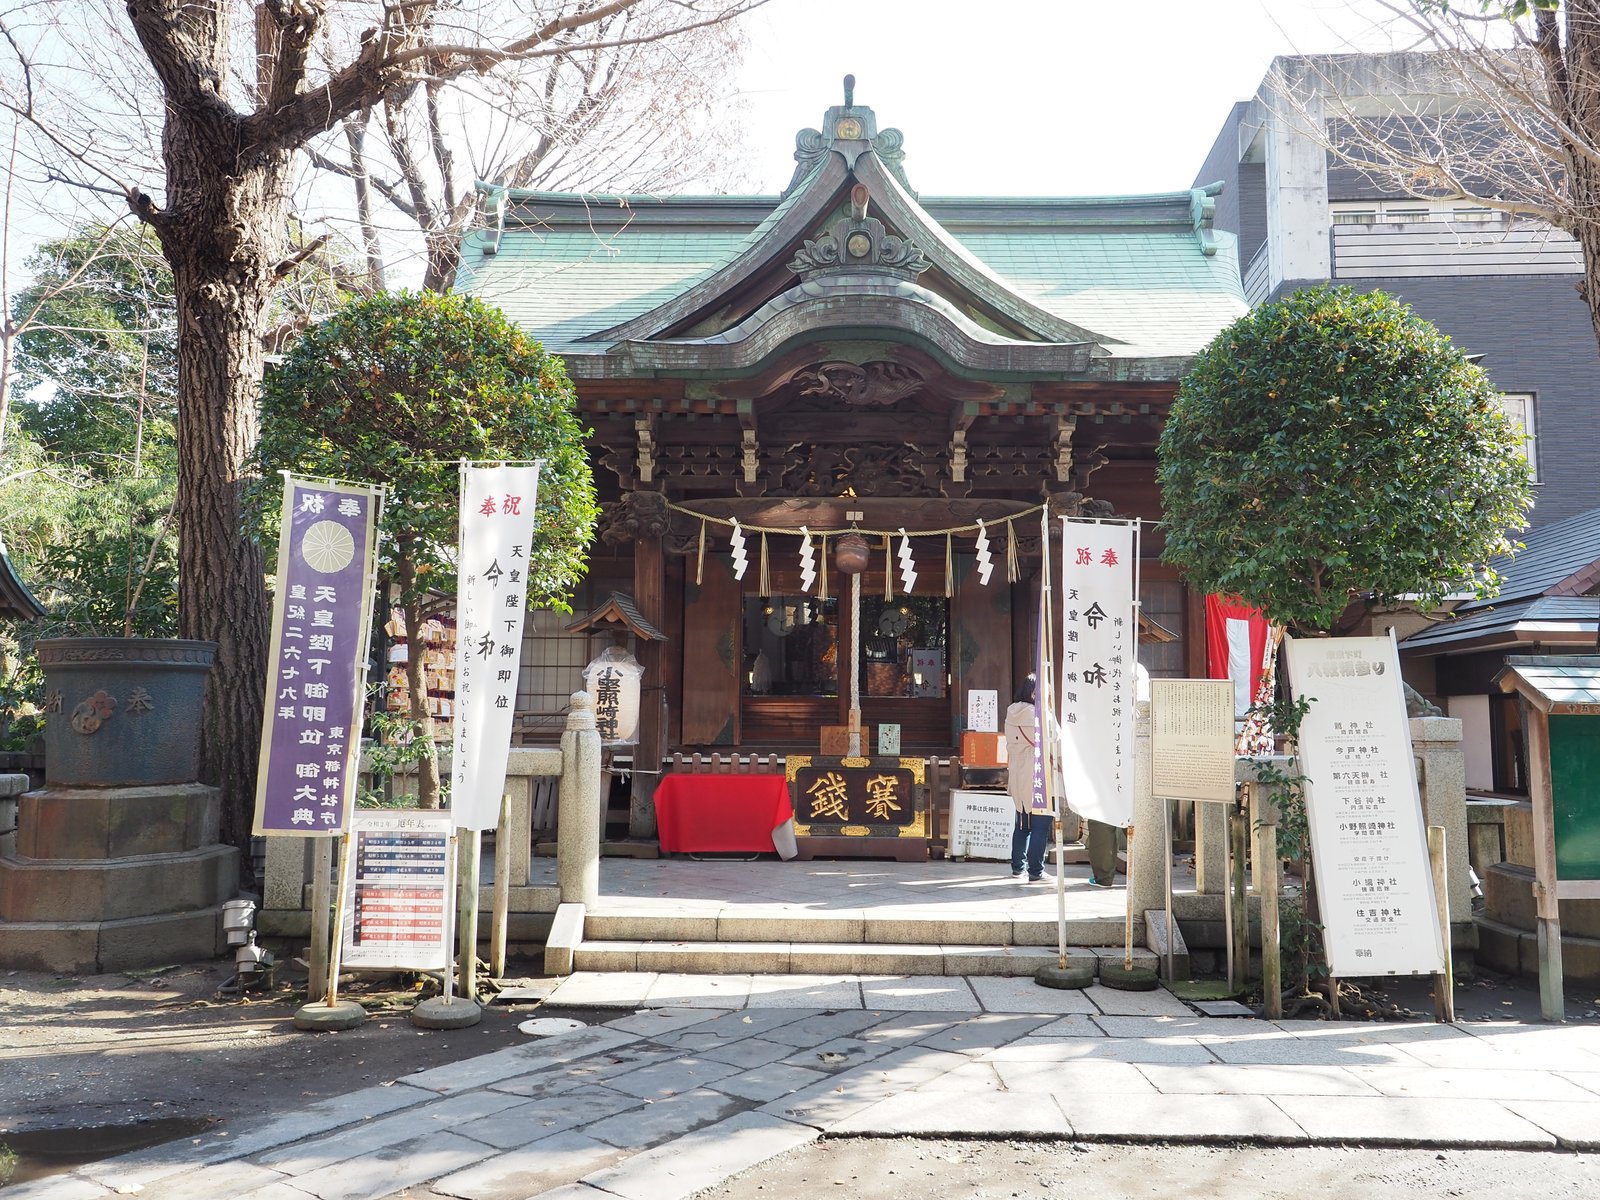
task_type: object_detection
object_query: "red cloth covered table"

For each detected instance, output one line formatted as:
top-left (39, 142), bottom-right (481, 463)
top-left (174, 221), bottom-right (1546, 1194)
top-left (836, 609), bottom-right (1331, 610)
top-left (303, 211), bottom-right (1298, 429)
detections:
top-left (654, 773), bottom-right (796, 858)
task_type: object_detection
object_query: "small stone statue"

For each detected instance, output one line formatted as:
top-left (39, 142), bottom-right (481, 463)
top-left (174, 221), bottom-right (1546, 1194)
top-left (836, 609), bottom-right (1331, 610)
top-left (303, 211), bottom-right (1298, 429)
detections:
top-left (1403, 681), bottom-right (1444, 718)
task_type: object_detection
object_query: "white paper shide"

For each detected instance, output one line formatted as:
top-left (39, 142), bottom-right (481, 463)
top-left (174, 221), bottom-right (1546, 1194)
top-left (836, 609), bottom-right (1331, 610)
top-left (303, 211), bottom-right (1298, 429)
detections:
top-left (452, 464), bottom-right (540, 831)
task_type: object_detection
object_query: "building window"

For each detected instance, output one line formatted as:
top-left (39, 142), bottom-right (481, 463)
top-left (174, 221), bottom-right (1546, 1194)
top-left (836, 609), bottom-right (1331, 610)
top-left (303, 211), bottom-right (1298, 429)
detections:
top-left (1329, 200), bottom-right (1507, 226)
top-left (1497, 392), bottom-right (1538, 481)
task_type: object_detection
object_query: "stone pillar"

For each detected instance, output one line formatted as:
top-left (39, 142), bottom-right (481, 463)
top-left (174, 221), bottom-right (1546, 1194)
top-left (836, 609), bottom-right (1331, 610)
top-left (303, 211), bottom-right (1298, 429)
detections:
top-left (1195, 802), bottom-right (1228, 894)
top-left (1411, 715), bottom-right (1471, 936)
top-left (1130, 702), bottom-right (1165, 917)
top-left (558, 691), bottom-right (602, 907)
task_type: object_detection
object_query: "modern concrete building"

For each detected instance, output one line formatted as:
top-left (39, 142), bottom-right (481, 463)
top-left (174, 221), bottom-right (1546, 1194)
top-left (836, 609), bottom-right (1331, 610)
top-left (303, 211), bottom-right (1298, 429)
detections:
top-left (1194, 52), bottom-right (1599, 529)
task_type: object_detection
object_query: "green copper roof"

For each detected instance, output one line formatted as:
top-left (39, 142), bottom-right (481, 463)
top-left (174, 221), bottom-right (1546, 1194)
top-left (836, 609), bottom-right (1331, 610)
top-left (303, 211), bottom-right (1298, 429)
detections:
top-left (457, 226), bottom-right (749, 355)
top-left (457, 98), bottom-right (1247, 369)
top-left (458, 204), bottom-right (1245, 361)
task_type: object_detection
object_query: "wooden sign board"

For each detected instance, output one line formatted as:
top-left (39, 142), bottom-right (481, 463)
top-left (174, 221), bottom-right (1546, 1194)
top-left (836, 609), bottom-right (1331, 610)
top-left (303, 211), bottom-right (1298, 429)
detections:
top-left (786, 755), bottom-right (927, 839)
top-left (1547, 715), bottom-right (1600, 882)
top-left (1150, 679), bottom-right (1236, 803)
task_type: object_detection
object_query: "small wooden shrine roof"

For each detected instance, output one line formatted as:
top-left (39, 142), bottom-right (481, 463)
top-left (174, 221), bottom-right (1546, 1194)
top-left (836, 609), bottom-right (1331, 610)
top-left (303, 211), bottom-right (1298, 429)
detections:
top-left (1495, 655), bottom-right (1600, 714)
top-left (0, 539), bottom-right (44, 621)
top-left (1139, 613), bottom-right (1178, 644)
top-left (564, 592), bottom-right (667, 642)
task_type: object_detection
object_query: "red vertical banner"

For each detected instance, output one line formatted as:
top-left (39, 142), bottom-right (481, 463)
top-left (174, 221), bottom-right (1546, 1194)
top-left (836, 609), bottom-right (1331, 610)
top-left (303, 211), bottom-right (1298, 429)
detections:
top-left (1205, 595), bottom-right (1269, 722)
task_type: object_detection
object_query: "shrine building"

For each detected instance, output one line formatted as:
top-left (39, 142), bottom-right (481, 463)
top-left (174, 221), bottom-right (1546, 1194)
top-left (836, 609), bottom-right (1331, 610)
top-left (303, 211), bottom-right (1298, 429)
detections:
top-left (457, 82), bottom-right (1247, 831)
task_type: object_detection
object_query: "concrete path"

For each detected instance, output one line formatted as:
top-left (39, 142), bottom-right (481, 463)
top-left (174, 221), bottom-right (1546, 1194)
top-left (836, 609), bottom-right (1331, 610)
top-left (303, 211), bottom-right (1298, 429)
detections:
top-left (12, 975), bottom-right (1600, 1200)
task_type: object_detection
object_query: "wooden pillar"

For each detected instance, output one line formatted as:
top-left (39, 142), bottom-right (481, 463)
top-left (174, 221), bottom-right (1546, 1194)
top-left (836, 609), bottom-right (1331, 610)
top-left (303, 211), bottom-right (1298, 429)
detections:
top-left (631, 532), bottom-right (665, 838)
top-left (1524, 704), bottom-right (1565, 1022)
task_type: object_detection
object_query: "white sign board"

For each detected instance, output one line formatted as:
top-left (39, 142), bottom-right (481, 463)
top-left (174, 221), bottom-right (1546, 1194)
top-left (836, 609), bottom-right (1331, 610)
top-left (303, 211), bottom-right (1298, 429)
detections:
top-left (1151, 679), bottom-right (1236, 803)
top-left (1284, 635), bottom-right (1445, 977)
top-left (1055, 519), bottom-right (1137, 827)
top-left (947, 789), bottom-right (1015, 861)
top-left (967, 689), bottom-right (999, 734)
top-left (340, 811), bottom-right (454, 972)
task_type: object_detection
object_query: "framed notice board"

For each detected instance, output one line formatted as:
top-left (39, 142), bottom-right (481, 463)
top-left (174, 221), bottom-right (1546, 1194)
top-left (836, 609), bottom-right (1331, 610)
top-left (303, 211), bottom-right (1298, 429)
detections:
top-left (1547, 715), bottom-right (1600, 881)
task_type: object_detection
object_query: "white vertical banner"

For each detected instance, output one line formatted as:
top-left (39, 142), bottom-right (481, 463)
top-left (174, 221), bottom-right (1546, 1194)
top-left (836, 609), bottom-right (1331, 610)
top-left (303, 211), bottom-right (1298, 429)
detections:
top-left (452, 463), bottom-right (541, 831)
top-left (1055, 519), bottom-right (1137, 827)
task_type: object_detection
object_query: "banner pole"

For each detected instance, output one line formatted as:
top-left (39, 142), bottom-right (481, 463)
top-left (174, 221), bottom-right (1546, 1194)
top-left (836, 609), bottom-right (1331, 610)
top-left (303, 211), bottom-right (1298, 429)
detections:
top-left (325, 830), bottom-right (355, 1007)
top-left (1039, 509), bottom-right (1068, 967)
top-left (443, 831), bottom-right (459, 1004)
top-left (1123, 826), bottom-right (1136, 971)
top-left (491, 793), bottom-right (512, 980)
top-left (307, 836), bottom-right (332, 999)
top-left (458, 828), bottom-right (482, 1002)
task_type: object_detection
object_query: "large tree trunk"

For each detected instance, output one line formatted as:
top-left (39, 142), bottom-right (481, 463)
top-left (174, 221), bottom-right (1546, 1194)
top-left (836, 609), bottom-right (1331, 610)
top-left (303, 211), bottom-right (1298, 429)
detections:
top-left (148, 102), bottom-right (285, 862)
top-left (398, 549), bottom-right (445, 809)
top-left (1538, 6), bottom-right (1600, 352)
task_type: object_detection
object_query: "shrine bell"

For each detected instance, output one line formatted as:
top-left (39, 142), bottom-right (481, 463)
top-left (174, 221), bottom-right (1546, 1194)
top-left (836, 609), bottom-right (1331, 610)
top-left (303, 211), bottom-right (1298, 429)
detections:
top-left (834, 532), bottom-right (871, 575)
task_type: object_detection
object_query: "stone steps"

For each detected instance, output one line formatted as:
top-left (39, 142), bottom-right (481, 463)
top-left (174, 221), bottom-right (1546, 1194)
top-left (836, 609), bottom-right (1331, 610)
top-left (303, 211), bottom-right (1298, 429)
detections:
top-left (573, 905), bottom-right (1151, 977)
top-left (585, 907), bottom-right (1133, 947)
top-left (572, 937), bottom-right (1152, 977)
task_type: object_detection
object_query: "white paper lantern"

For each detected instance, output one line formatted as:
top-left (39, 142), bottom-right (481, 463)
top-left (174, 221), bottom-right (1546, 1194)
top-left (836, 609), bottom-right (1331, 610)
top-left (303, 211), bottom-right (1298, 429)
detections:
top-left (583, 647), bottom-right (645, 746)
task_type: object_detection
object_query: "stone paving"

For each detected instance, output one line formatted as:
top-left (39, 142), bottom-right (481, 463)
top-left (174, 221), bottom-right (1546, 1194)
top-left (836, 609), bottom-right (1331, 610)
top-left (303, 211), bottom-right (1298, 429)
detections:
top-left (536, 856), bottom-right (1151, 921)
top-left (13, 973), bottom-right (1600, 1200)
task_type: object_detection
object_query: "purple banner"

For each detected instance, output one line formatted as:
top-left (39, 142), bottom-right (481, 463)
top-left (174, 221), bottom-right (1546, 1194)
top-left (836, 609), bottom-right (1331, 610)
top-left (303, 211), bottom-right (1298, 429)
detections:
top-left (253, 477), bottom-right (382, 837)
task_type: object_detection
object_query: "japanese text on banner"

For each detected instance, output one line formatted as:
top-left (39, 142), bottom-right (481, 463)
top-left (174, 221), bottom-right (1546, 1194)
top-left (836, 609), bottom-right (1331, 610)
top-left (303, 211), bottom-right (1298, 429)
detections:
top-left (453, 464), bottom-right (540, 831)
top-left (1054, 519), bottom-right (1136, 827)
top-left (253, 477), bottom-right (382, 836)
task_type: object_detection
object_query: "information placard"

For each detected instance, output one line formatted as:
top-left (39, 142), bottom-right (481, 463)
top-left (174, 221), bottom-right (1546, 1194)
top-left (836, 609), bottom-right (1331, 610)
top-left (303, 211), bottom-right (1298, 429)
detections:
top-left (967, 690), bottom-right (999, 734)
top-left (947, 789), bottom-right (1014, 861)
top-left (339, 811), bottom-right (454, 972)
top-left (1284, 636), bottom-right (1445, 977)
top-left (1150, 679), bottom-right (1236, 803)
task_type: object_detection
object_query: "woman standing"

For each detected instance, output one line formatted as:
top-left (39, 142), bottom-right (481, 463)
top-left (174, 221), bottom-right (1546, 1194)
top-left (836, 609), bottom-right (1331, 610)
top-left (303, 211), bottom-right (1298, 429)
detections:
top-left (1004, 676), bottom-right (1053, 882)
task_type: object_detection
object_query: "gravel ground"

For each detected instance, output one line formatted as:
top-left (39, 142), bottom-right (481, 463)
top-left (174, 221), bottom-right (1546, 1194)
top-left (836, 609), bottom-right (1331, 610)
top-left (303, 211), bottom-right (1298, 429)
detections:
top-left (0, 957), bottom-right (537, 1185)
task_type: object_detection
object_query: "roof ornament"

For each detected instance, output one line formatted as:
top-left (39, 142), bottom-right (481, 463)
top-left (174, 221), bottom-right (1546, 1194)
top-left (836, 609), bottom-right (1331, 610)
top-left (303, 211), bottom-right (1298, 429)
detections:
top-left (781, 75), bottom-right (915, 198)
top-left (1190, 181), bottom-right (1223, 257)
top-left (787, 179), bottom-right (930, 283)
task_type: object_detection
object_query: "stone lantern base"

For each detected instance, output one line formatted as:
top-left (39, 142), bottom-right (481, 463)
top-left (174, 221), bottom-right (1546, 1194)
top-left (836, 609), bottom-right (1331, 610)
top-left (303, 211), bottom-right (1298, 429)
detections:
top-left (0, 781), bottom-right (238, 973)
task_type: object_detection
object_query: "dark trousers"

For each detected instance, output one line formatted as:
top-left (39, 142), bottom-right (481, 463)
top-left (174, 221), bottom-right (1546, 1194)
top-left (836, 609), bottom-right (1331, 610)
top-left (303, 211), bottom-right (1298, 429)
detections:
top-left (1086, 819), bottom-right (1122, 883)
top-left (1011, 811), bottom-right (1052, 878)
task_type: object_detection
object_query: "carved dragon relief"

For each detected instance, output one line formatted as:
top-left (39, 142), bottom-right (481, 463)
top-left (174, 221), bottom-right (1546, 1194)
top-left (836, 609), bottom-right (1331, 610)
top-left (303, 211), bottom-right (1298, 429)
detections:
top-left (792, 360), bottom-right (923, 407)
top-left (774, 442), bottom-right (942, 498)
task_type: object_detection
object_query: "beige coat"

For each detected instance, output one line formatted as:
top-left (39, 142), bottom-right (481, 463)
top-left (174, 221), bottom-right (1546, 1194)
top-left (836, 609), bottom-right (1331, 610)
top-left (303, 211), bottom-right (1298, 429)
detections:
top-left (1003, 700), bottom-right (1039, 814)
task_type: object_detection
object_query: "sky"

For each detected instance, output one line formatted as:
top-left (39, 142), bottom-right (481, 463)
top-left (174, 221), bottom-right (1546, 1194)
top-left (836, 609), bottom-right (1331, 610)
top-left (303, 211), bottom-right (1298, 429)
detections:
top-left (723, 0), bottom-right (1409, 196)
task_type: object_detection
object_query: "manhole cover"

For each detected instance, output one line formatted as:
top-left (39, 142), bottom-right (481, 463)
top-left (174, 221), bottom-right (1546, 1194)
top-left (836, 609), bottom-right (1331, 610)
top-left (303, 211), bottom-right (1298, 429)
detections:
top-left (518, 1017), bottom-right (587, 1037)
